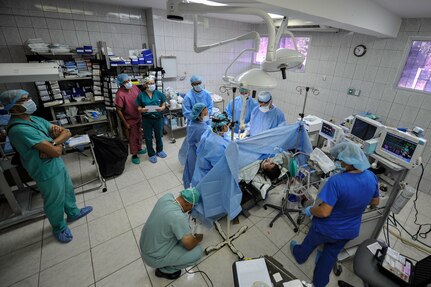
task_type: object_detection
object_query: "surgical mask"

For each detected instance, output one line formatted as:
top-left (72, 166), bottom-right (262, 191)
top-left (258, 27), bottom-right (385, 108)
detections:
top-left (335, 161), bottom-right (346, 172)
top-left (18, 99), bottom-right (37, 115)
top-left (202, 115), bottom-right (209, 122)
top-left (193, 85), bottom-right (202, 92)
top-left (259, 105), bottom-right (270, 113)
top-left (124, 82), bottom-right (132, 89)
top-left (148, 84), bottom-right (156, 92)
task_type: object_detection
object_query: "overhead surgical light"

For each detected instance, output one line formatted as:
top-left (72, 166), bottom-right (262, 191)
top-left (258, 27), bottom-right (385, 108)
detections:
top-left (235, 68), bottom-right (277, 90)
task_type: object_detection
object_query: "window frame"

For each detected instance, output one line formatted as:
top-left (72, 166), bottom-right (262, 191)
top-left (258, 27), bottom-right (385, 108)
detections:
top-left (251, 34), bottom-right (312, 73)
top-left (395, 35), bottom-right (431, 95)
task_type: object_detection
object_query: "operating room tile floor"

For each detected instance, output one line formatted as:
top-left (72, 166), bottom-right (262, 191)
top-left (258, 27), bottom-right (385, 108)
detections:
top-left (0, 135), bottom-right (430, 287)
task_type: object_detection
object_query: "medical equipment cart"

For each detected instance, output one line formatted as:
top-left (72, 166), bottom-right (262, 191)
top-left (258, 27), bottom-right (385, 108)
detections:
top-left (163, 105), bottom-right (187, 143)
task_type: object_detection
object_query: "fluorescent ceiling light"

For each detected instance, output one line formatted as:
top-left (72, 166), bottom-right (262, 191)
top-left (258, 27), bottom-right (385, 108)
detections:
top-left (268, 13), bottom-right (284, 19)
top-left (188, 0), bottom-right (227, 6)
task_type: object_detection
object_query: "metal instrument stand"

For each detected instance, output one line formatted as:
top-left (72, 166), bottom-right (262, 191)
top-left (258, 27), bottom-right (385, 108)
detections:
top-left (204, 87), bottom-right (248, 260)
top-left (205, 219), bottom-right (248, 259)
top-left (263, 198), bottom-right (301, 232)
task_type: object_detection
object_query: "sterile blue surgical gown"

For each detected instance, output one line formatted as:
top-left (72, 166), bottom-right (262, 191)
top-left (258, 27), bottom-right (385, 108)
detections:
top-left (225, 96), bottom-right (258, 133)
top-left (182, 120), bottom-right (210, 188)
top-left (191, 129), bottom-right (230, 187)
top-left (249, 105), bottom-right (285, 137)
top-left (182, 89), bottom-right (213, 124)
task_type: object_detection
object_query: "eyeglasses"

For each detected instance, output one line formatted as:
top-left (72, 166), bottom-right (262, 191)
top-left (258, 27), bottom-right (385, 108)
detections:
top-left (122, 79), bottom-right (131, 84)
top-left (191, 82), bottom-right (202, 87)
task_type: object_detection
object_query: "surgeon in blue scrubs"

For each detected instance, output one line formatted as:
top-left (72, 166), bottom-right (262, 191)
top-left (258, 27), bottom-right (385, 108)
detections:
top-left (245, 91), bottom-right (285, 137)
top-left (0, 90), bottom-right (93, 243)
top-left (182, 103), bottom-right (210, 189)
top-left (182, 75), bottom-right (213, 124)
top-left (225, 88), bottom-right (257, 133)
top-left (290, 142), bottom-right (380, 287)
top-left (191, 113), bottom-right (230, 187)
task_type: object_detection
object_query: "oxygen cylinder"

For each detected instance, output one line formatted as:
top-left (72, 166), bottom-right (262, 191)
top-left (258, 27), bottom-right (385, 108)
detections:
top-left (390, 184), bottom-right (416, 214)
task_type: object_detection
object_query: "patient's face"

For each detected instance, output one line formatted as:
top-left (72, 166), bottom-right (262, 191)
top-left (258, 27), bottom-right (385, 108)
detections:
top-left (261, 159), bottom-right (276, 171)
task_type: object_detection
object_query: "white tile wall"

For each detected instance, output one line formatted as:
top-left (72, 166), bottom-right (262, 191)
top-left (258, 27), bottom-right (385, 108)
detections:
top-left (256, 18), bottom-right (431, 194)
top-left (149, 9), bottom-right (254, 100)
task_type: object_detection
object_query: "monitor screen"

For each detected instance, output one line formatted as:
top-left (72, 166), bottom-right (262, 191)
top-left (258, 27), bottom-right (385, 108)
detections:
top-left (351, 118), bottom-right (378, 141)
top-left (321, 122), bottom-right (336, 139)
top-left (381, 133), bottom-right (417, 163)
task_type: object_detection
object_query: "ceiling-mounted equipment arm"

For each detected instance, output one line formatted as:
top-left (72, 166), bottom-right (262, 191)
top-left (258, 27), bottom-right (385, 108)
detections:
top-left (167, 0), bottom-right (276, 62)
top-left (275, 17), bottom-right (288, 48)
top-left (193, 15), bottom-right (260, 54)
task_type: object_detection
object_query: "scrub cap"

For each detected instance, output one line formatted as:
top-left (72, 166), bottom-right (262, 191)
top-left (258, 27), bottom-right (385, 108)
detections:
top-left (190, 75), bottom-right (202, 84)
top-left (116, 73), bottom-right (129, 87)
top-left (180, 187), bottom-right (200, 206)
top-left (191, 103), bottom-right (207, 120)
top-left (330, 141), bottom-right (370, 171)
top-left (0, 90), bottom-right (29, 111)
top-left (211, 113), bottom-right (230, 131)
top-left (143, 76), bottom-right (155, 84)
top-left (258, 91), bottom-right (272, 103)
top-left (239, 88), bottom-right (249, 94)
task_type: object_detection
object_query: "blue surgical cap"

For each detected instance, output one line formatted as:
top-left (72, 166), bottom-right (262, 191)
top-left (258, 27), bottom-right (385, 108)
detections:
top-left (330, 141), bottom-right (370, 171)
top-left (191, 103), bottom-right (207, 120)
top-left (181, 187), bottom-right (200, 206)
top-left (190, 75), bottom-right (202, 84)
top-left (116, 73), bottom-right (129, 87)
top-left (0, 90), bottom-right (29, 111)
top-left (258, 91), bottom-right (272, 103)
top-left (211, 113), bottom-right (230, 130)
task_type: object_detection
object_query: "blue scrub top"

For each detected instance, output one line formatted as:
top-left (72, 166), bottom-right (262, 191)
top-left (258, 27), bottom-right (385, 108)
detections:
top-left (7, 116), bottom-right (64, 182)
top-left (249, 105), bottom-right (285, 137)
top-left (191, 129), bottom-right (230, 187)
top-left (135, 90), bottom-right (166, 119)
top-left (225, 96), bottom-right (258, 133)
top-left (313, 170), bottom-right (379, 239)
top-left (182, 89), bottom-right (213, 123)
top-left (140, 193), bottom-right (190, 259)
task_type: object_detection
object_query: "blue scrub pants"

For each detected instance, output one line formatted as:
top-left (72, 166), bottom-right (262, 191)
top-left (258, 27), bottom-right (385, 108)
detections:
top-left (142, 117), bottom-right (163, 157)
top-left (143, 244), bottom-right (203, 274)
top-left (292, 224), bottom-right (351, 287)
top-left (37, 168), bottom-right (80, 234)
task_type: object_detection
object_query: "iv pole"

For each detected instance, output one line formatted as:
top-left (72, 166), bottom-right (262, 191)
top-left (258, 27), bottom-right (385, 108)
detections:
top-left (294, 86), bottom-right (319, 152)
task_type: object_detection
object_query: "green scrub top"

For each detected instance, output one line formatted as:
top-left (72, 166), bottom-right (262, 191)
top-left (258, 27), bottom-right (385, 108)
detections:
top-left (140, 193), bottom-right (190, 260)
top-left (7, 116), bottom-right (64, 182)
top-left (135, 90), bottom-right (166, 119)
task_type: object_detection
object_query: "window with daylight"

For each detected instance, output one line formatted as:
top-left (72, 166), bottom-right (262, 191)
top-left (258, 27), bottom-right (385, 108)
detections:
top-left (397, 40), bottom-right (431, 93)
top-left (254, 36), bottom-right (311, 72)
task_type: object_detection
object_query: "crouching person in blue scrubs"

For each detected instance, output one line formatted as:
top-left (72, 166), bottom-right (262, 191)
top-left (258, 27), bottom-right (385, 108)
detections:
top-left (140, 188), bottom-right (203, 280)
top-left (0, 90), bottom-right (93, 243)
top-left (290, 142), bottom-right (380, 287)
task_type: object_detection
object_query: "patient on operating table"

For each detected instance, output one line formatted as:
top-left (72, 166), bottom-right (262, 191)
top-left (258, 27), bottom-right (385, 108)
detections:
top-left (239, 152), bottom-right (290, 199)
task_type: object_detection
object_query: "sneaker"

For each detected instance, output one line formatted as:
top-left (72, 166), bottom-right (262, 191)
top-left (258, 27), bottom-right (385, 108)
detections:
top-left (67, 206), bottom-right (93, 223)
top-left (156, 151), bottom-right (167, 158)
top-left (290, 240), bottom-right (297, 255)
top-left (54, 227), bottom-right (73, 243)
top-left (138, 148), bottom-right (147, 155)
top-left (155, 268), bottom-right (181, 280)
top-left (149, 155), bottom-right (157, 163)
top-left (131, 156), bottom-right (140, 164)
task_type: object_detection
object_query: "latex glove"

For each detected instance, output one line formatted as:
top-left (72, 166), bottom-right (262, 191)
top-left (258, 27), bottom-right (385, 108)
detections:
top-left (305, 206), bottom-right (313, 217)
top-left (239, 130), bottom-right (249, 139)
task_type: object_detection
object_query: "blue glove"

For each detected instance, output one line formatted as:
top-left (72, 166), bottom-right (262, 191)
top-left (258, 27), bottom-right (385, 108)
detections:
top-left (305, 206), bottom-right (312, 217)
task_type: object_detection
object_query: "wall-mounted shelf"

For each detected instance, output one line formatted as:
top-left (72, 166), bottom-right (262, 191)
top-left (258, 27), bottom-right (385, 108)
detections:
top-left (63, 120), bottom-right (108, 129)
top-left (57, 77), bottom-right (92, 81)
top-left (54, 100), bottom-right (105, 107)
